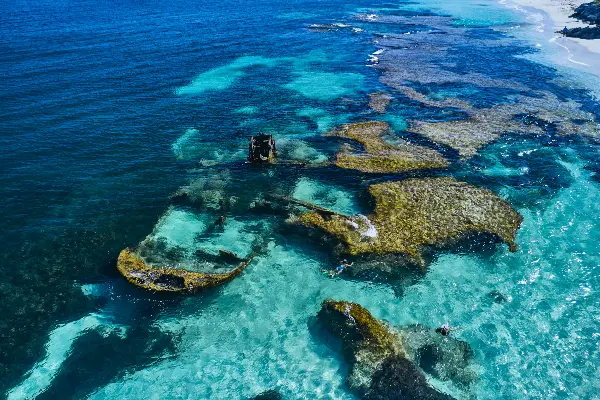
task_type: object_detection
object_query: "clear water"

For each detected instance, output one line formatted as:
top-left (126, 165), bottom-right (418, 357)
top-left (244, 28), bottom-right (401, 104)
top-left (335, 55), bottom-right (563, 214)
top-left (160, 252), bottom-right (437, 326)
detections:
top-left (2, 0), bottom-right (600, 398)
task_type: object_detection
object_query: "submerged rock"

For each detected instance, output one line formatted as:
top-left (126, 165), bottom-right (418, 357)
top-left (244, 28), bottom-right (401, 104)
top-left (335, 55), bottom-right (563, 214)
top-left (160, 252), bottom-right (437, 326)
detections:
top-left (408, 90), bottom-right (599, 158)
top-left (116, 248), bottom-right (252, 293)
top-left (171, 169), bottom-right (233, 211)
top-left (487, 290), bottom-right (508, 304)
top-left (368, 92), bottom-right (393, 113)
top-left (297, 178), bottom-right (522, 267)
top-left (571, 1), bottom-right (600, 25)
top-left (399, 325), bottom-right (477, 387)
top-left (410, 103), bottom-right (544, 158)
top-left (250, 389), bottom-right (283, 400)
top-left (317, 299), bottom-right (456, 399)
top-left (329, 122), bottom-right (449, 173)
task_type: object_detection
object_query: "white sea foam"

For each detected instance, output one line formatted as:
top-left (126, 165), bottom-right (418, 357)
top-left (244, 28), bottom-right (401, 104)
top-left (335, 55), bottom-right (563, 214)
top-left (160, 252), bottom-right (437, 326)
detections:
top-left (518, 148), bottom-right (538, 156)
top-left (356, 214), bottom-right (378, 238)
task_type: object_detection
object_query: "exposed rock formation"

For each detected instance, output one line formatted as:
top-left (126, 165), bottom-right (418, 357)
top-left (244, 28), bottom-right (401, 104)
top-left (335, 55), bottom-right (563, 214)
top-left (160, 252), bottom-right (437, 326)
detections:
top-left (297, 178), bottom-right (522, 267)
top-left (563, 26), bottom-right (600, 39)
top-left (317, 299), bottom-right (457, 399)
top-left (329, 122), bottom-right (449, 173)
top-left (117, 248), bottom-right (252, 293)
top-left (571, 1), bottom-right (600, 25)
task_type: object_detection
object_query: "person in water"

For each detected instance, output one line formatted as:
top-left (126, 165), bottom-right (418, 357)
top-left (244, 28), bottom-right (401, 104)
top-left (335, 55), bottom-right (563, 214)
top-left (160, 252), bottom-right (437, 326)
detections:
top-left (329, 259), bottom-right (353, 278)
top-left (435, 323), bottom-right (461, 336)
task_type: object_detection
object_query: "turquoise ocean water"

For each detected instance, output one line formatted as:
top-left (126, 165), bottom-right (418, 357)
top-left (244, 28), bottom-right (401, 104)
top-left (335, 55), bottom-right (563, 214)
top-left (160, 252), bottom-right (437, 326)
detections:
top-left (1, 0), bottom-right (599, 398)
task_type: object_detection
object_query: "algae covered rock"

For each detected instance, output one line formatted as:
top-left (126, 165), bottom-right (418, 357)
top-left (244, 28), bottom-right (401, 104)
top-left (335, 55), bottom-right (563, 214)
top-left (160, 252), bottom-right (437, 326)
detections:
top-left (368, 92), bottom-right (393, 113)
top-left (407, 90), bottom-right (599, 158)
top-left (117, 248), bottom-right (252, 293)
top-left (317, 299), bottom-right (454, 399)
top-left (329, 122), bottom-right (449, 173)
top-left (298, 177), bottom-right (522, 266)
top-left (410, 104), bottom-right (544, 158)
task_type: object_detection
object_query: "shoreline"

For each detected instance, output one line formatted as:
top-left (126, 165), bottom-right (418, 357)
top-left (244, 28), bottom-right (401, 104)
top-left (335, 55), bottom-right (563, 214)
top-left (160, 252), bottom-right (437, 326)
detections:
top-left (499, 0), bottom-right (600, 76)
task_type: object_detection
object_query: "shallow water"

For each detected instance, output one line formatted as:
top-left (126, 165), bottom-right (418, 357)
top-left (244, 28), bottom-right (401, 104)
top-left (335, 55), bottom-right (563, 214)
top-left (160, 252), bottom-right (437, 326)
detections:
top-left (1, 0), bottom-right (600, 398)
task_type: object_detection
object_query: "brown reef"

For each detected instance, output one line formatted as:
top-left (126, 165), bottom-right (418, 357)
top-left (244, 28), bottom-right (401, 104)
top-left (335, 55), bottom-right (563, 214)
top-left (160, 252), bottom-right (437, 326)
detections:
top-left (329, 121), bottom-right (449, 173)
top-left (117, 248), bottom-right (252, 293)
top-left (297, 177), bottom-right (522, 267)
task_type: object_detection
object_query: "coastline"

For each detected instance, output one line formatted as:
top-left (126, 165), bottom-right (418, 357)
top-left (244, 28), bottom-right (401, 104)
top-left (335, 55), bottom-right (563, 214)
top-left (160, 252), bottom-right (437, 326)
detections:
top-left (500, 0), bottom-right (600, 75)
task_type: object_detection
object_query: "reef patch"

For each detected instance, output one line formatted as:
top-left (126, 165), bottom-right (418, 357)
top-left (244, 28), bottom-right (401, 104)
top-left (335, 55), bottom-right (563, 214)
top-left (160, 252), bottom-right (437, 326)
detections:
top-left (317, 299), bottom-right (459, 399)
top-left (297, 177), bottom-right (522, 267)
top-left (329, 121), bottom-right (449, 173)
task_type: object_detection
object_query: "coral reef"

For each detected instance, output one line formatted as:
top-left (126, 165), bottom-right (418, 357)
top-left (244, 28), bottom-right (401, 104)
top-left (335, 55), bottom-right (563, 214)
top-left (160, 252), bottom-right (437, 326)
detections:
top-left (297, 178), bottom-right (522, 267)
top-left (408, 91), bottom-right (599, 158)
top-left (170, 170), bottom-right (234, 211)
top-left (318, 299), bottom-right (456, 399)
top-left (116, 248), bottom-right (252, 293)
top-left (410, 106), bottom-right (542, 158)
top-left (329, 122), bottom-right (449, 173)
top-left (368, 92), bottom-right (393, 113)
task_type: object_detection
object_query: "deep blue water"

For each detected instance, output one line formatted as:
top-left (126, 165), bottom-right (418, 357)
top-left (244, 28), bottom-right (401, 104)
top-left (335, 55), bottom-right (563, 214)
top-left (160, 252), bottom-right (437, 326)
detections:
top-left (1, 0), bottom-right (600, 398)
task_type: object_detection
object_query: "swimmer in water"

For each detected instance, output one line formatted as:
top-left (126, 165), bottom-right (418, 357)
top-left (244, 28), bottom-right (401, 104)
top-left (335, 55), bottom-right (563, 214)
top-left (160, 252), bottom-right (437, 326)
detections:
top-left (435, 323), bottom-right (461, 336)
top-left (329, 259), bottom-right (353, 278)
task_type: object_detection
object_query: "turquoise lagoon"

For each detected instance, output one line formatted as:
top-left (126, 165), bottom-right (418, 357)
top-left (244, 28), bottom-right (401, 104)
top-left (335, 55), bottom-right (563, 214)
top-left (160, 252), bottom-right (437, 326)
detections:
top-left (1, 0), bottom-right (599, 398)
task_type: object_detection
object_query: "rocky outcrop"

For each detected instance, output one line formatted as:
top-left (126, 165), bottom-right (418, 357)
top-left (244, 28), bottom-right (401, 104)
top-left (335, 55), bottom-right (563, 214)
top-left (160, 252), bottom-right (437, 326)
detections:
top-left (117, 248), bottom-right (252, 293)
top-left (317, 300), bottom-right (459, 399)
top-left (563, 26), bottom-right (600, 39)
top-left (329, 122), bottom-right (449, 173)
top-left (297, 178), bottom-right (522, 268)
top-left (571, 1), bottom-right (600, 25)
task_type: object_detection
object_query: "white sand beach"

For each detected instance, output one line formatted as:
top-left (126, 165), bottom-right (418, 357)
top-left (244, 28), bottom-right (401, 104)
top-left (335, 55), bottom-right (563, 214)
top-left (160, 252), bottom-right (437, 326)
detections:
top-left (502, 0), bottom-right (600, 75)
